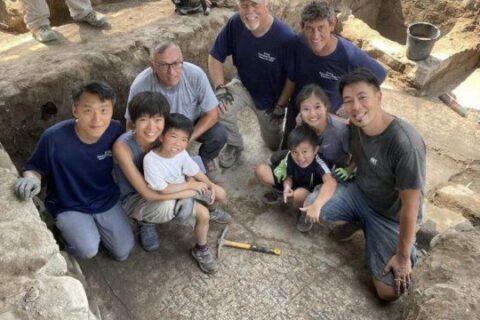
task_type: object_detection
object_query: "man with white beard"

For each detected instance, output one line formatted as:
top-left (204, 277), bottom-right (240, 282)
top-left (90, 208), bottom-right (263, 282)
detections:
top-left (208, 0), bottom-right (295, 168)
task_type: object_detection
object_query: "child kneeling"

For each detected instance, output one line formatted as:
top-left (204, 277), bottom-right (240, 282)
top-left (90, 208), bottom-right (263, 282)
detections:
top-left (143, 113), bottom-right (231, 274)
top-left (255, 124), bottom-right (337, 232)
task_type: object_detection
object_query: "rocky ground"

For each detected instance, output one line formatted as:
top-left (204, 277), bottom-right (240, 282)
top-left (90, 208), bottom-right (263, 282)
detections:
top-left (0, 0), bottom-right (479, 319)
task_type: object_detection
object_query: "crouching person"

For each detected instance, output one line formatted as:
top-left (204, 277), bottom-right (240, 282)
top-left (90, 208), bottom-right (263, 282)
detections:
top-left (255, 124), bottom-right (337, 232)
top-left (15, 81), bottom-right (134, 261)
top-left (304, 68), bottom-right (426, 301)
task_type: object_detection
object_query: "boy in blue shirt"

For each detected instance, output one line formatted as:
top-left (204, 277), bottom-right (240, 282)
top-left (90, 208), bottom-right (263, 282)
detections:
top-left (15, 81), bottom-right (134, 261)
top-left (255, 124), bottom-right (337, 232)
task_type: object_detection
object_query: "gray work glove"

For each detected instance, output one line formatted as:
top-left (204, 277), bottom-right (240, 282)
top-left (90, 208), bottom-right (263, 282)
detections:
top-left (215, 86), bottom-right (234, 112)
top-left (269, 104), bottom-right (286, 126)
top-left (15, 176), bottom-right (41, 200)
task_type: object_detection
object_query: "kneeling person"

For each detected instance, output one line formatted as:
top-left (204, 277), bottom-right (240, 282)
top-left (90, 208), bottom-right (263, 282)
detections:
top-left (143, 113), bottom-right (231, 274)
top-left (255, 124), bottom-right (337, 232)
top-left (15, 80), bottom-right (134, 261)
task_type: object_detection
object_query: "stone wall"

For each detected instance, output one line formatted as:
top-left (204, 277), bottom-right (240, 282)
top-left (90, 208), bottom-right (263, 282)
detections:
top-left (0, 142), bottom-right (96, 319)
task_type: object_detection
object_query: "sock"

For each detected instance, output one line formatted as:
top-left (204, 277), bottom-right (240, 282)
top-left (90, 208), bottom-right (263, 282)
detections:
top-left (195, 243), bottom-right (208, 252)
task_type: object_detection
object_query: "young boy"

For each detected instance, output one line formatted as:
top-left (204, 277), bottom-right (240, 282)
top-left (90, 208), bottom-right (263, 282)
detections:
top-left (143, 113), bottom-right (231, 274)
top-left (255, 124), bottom-right (337, 232)
top-left (15, 80), bottom-right (134, 261)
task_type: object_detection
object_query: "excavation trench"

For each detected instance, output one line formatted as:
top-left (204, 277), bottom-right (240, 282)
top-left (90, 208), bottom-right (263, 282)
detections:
top-left (0, 0), bottom-right (479, 319)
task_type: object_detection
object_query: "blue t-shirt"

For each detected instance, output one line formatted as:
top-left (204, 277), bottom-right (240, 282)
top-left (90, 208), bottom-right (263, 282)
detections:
top-left (24, 119), bottom-right (122, 217)
top-left (210, 14), bottom-right (295, 110)
top-left (286, 153), bottom-right (331, 191)
top-left (287, 34), bottom-right (387, 112)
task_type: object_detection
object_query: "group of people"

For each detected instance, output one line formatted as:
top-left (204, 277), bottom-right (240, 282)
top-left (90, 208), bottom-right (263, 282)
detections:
top-left (14, 0), bottom-right (426, 302)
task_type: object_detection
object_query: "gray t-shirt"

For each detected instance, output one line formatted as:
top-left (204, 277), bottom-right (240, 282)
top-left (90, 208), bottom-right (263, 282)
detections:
top-left (351, 117), bottom-right (426, 222)
top-left (125, 62), bottom-right (218, 122)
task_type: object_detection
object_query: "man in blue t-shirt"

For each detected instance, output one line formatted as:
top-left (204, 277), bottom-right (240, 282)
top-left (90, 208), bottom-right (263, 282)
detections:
top-left (208, 0), bottom-right (296, 168)
top-left (282, 1), bottom-right (386, 148)
top-left (15, 81), bottom-right (134, 261)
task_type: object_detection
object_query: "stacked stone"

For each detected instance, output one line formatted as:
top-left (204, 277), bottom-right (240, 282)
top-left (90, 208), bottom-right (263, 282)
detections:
top-left (0, 142), bottom-right (96, 320)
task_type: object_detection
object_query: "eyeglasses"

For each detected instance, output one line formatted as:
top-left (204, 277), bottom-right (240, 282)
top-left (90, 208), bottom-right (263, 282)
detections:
top-left (153, 61), bottom-right (183, 71)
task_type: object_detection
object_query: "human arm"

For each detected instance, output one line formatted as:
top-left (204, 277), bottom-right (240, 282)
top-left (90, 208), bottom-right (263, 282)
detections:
top-left (190, 108), bottom-right (219, 142)
top-left (300, 173), bottom-right (337, 223)
top-left (113, 141), bottom-right (195, 201)
top-left (270, 79), bottom-right (295, 122)
top-left (282, 177), bottom-right (294, 203)
top-left (208, 54), bottom-right (226, 90)
top-left (383, 189), bottom-right (420, 296)
top-left (15, 170), bottom-right (42, 200)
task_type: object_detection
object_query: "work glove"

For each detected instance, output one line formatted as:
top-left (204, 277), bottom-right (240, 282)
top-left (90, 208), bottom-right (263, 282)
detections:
top-left (334, 167), bottom-right (355, 182)
top-left (15, 176), bottom-right (41, 200)
top-left (215, 86), bottom-right (234, 111)
top-left (269, 104), bottom-right (286, 125)
top-left (273, 157), bottom-right (288, 182)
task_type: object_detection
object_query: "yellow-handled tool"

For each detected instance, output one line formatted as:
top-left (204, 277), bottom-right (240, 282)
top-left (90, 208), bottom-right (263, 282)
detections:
top-left (217, 226), bottom-right (281, 258)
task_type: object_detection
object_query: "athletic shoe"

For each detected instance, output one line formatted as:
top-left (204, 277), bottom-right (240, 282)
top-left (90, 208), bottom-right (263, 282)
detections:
top-left (191, 247), bottom-right (217, 274)
top-left (296, 213), bottom-right (313, 233)
top-left (75, 11), bottom-right (107, 27)
top-left (209, 207), bottom-right (232, 224)
top-left (32, 25), bottom-right (58, 42)
top-left (139, 222), bottom-right (160, 252)
top-left (219, 145), bottom-right (242, 168)
top-left (261, 189), bottom-right (282, 205)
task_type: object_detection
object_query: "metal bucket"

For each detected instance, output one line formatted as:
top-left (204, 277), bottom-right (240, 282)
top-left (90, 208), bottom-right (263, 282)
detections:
top-left (406, 22), bottom-right (441, 61)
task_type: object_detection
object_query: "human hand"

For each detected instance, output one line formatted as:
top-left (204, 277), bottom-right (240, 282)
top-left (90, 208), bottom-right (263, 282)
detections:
top-left (299, 204), bottom-right (321, 223)
top-left (215, 86), bottom-right (234, 113)
top-left (207, 183), bottom-right (216, 204)
top-left (384, 254), bottom-right (412, 296)
top-left (15, 176), bottom-right (41, 200)
top-left (283, 185), bottom-right (294, 203)
top-left (269, 105), bottom-right (286, 127)
top-left (190, 181), bottom-right (209, 194)
top-left (334, 167), bottom-right (355, 182)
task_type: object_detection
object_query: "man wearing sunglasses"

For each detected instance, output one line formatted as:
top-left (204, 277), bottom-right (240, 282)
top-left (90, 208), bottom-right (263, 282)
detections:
top-left (125, 41), bottom-right (227, 175)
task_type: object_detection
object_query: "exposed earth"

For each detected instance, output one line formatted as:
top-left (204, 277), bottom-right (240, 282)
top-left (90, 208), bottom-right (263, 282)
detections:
top-left (0, 0), bottom-right (479, 319)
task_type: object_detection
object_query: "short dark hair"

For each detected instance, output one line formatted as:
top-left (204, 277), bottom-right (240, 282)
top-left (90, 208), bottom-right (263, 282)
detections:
top-left (287, 124), bottom-right (318, 150)
top-left (301, 1), bottom-right (336, 26)
top-left (71, 80), bottom-right (116, 106)
top-left (128, 91), bottom-right (170, 122)
top-left (338, 68), bottom-right (381, 96)
top-left (296, 83), bottom-right (331, 112)
top-left (164, 113), bottom-right (193, 138)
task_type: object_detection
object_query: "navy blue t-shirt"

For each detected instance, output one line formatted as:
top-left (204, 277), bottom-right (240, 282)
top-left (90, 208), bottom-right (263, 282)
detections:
top-left (286, 153), bottom-right (331, 191)
top-left (210, 14), bottom-right (295, 111)
top-left (287, 34), bottom-right (387, 112)
top-left (24, 119), bottom-right (122, 217)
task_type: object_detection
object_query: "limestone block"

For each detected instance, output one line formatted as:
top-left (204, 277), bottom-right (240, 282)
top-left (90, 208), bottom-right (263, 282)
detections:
top-left (436, 184), bottom-right (480, 221)
top-left (403, 226), bottom-right (480, 320)
top-left (0, 275), bottom-right (95, 320)
top-left (0, 221), bottom-right (65, 277)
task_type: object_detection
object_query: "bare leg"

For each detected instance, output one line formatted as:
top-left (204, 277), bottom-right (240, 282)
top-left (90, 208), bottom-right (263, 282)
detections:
top-left (373, 279), bottom-right (398, 302)
top-left (194, 203), bottom-right (209, 245)
top-left (254, 164), bottom-right (275, 187)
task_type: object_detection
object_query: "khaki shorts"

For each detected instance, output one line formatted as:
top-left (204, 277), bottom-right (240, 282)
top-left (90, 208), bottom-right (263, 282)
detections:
top-left (122, 193), bottom-right (195, 227)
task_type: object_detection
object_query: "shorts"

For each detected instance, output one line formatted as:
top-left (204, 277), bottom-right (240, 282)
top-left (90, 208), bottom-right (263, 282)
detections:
top-left (305, 182), bottom-right (417, 286)
top-left (122, 193), bottom-right (196, 227)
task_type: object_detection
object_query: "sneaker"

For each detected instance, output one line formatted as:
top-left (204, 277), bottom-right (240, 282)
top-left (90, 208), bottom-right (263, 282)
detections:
top-left (329, 222), bottom-right (361, 242)
top-left (203, 158), bottom-right (217, 173)
top-left (32, 25), bottom-right (58, 43)
top-left (262, 189), bottom-right (282, 205)
top-left (219, 145), bottom-right (242, 168)
top-left (75, 11), bottom-right (107, 27)
top-left (139, 222), bottom-right (160, 252)
top-left (209, 207), bottom-right (232, 224)
top-left (296, 213), bottom-right (313, 233)
top-left (191, 247), bottom-right (217, 274)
